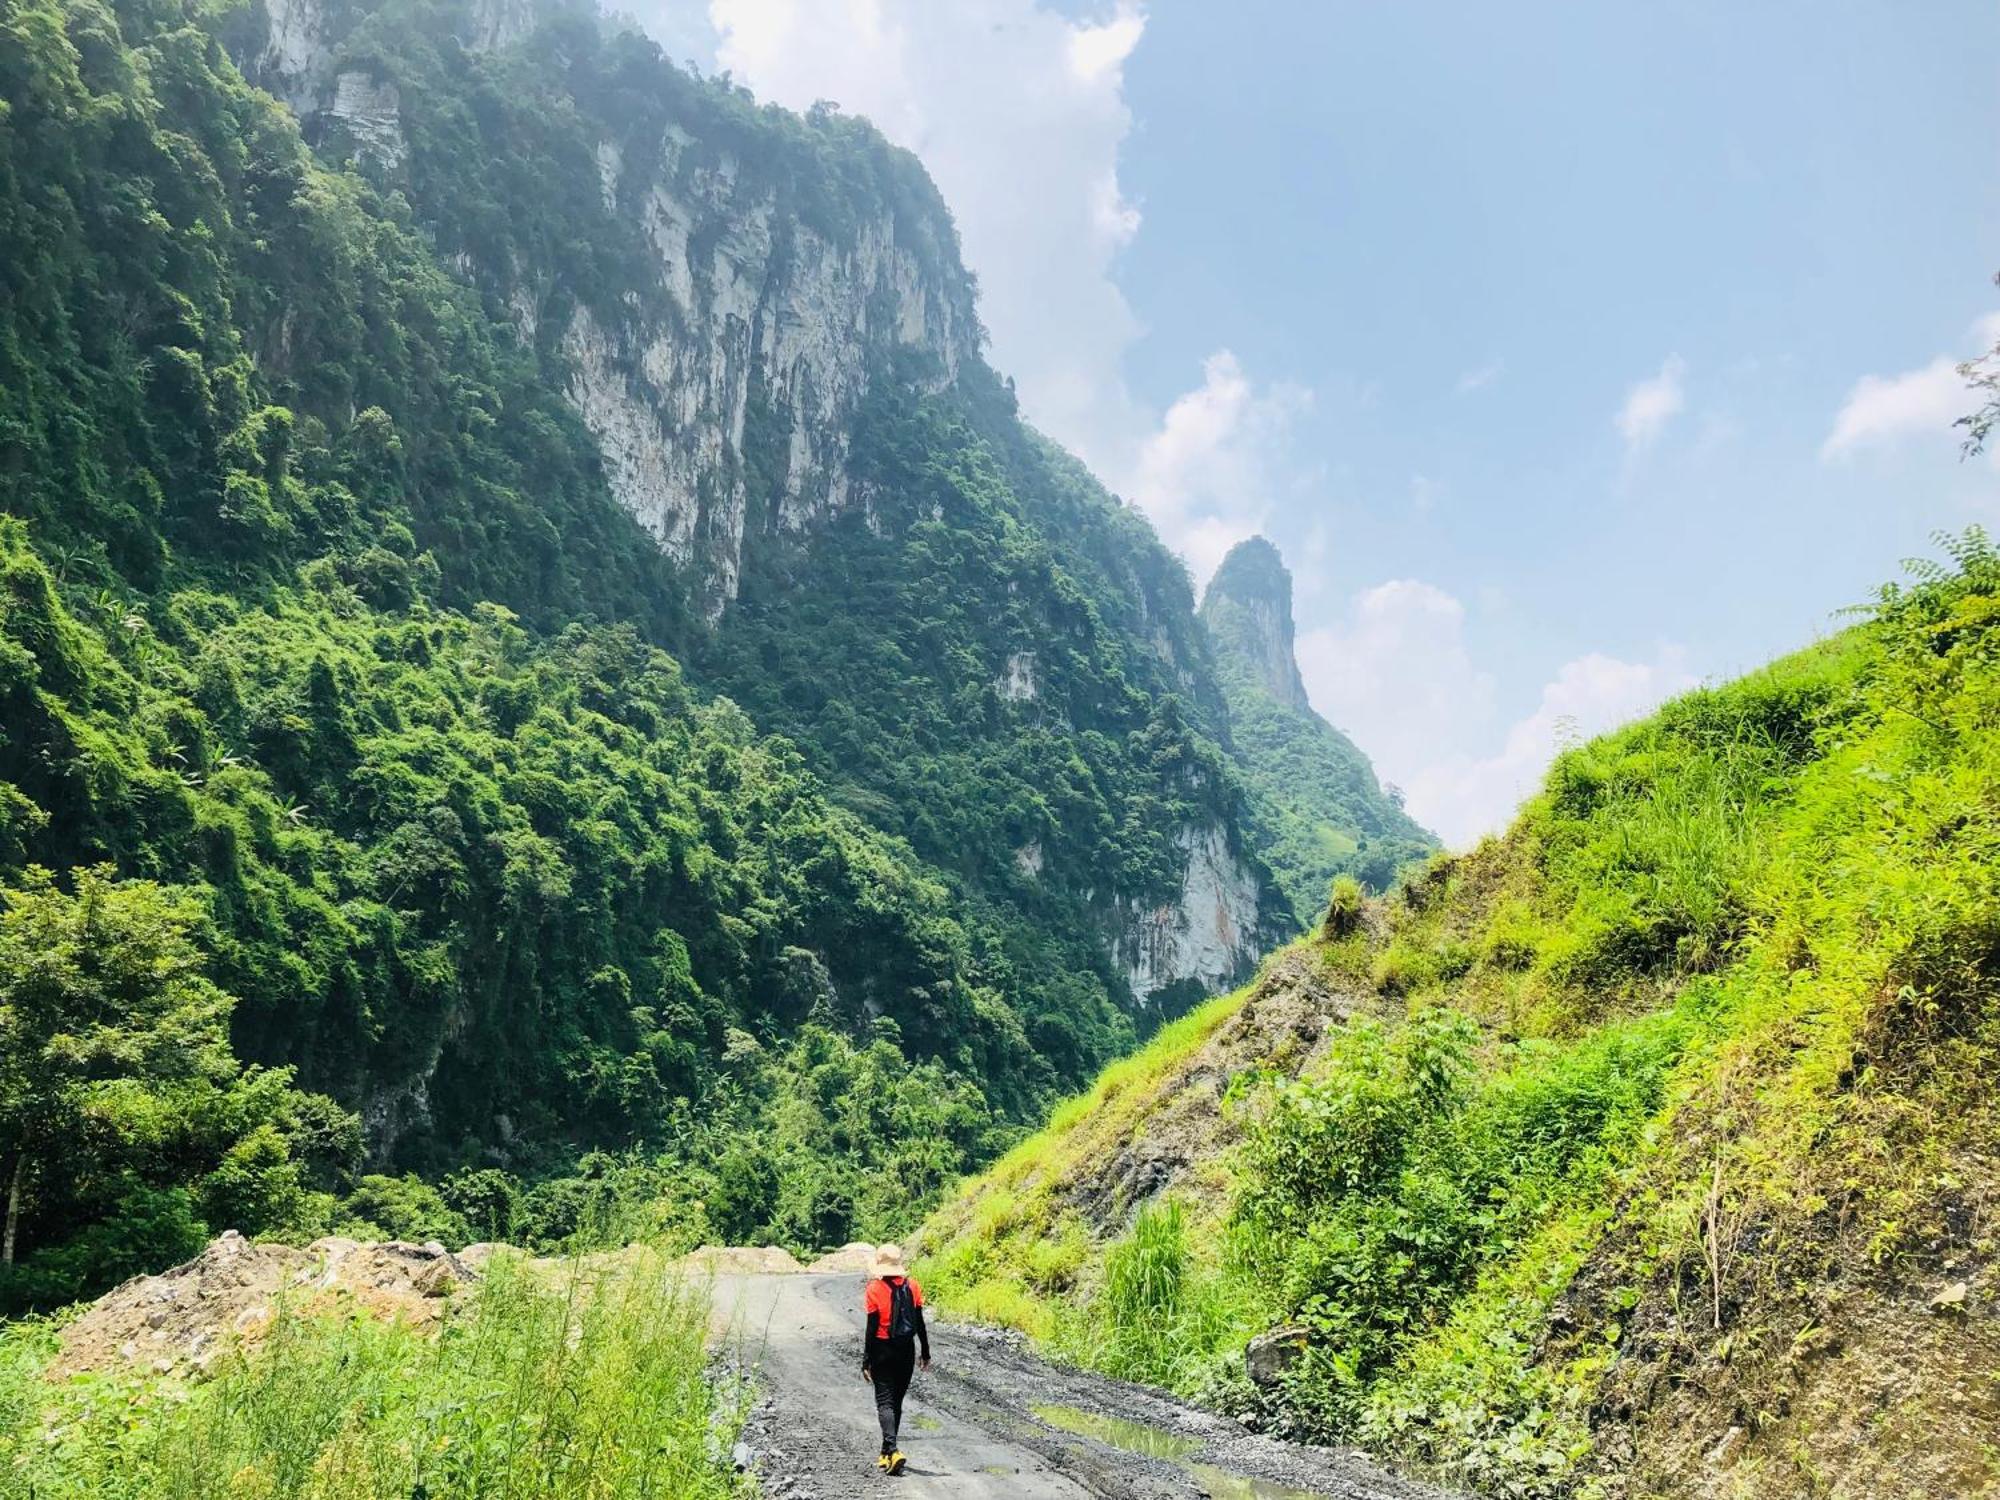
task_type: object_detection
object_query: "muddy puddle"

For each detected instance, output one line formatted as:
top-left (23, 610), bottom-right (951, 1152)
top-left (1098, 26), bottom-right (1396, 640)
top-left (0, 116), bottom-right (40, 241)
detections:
top-left (1032, 1403), bottom-right (1328, 1498)
top-left (1032, 1403), bottom-right (1202, 1460)
top-left (1190, 1462), bottom-right (1328, 1500)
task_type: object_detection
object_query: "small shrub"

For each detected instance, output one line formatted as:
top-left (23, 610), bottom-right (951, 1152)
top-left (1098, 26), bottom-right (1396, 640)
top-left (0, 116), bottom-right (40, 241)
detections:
top-left (1025, 1218), bottom-right (1091, 1293)
top-left (1481, 901), bottom-right (1543, 971)
top-left (1372, 942), bottom-right (1422, 996)
top-left (1372, 939), bottom-right (1472, 996)
top-left (1323, 874), bottom-right (1365, 939)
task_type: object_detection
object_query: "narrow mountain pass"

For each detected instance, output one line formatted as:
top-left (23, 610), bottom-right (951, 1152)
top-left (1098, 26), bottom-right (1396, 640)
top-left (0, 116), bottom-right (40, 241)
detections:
top-left (712, 1273), bottom-right (1454, 1500)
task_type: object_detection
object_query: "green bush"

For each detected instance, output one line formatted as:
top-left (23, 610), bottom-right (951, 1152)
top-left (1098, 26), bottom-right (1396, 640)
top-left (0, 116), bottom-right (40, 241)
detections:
top-left (1323, 874), bottom-right (1366, 939)
top-left (338, 1175), bottom-right (470, 1246)
top-left (1234, 1007), bottom-right (1682, 1436)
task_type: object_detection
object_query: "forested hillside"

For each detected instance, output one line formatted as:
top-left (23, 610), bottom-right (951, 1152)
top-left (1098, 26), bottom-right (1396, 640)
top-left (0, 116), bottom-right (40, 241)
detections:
top-left (0, 0), bottom-right (1422, 1308)
top-left (1201, 536), bottom-right (1435, 913)
top-left (921, 533), bottom-right (2000, 1499)
top-left (250, 0), bottom-right (1297, 1029)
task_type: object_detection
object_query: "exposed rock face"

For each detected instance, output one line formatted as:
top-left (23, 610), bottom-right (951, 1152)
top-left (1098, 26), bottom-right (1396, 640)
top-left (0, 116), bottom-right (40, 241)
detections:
top-left (1200, 536), bottom-right (1310, 711)
top-left (242, 0), bottom-right (976, 620)
top-left (255, 0), bottom-right (328, 110)
top-left (326, 69), bottom-right (405, 168)
top-left (545, 163), bottom-right (972, 615)
top-left (251, 0), bottom-right (532, 109)
top-left (1116, 823), bottom-right (1266, 1002)
top-left (998, 651), bottom-right (1039, 702)
top-left (1200, 535), bottom-right (1437, 912)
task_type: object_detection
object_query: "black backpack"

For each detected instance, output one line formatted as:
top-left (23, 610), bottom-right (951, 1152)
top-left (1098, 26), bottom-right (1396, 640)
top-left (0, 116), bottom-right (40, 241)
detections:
top-left (884, 1277), bottom-right (918, 1340)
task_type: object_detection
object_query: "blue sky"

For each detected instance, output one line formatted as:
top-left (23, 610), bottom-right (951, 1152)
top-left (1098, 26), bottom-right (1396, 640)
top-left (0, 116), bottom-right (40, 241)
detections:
top-left (641, 0), bottom-right (2000, 842)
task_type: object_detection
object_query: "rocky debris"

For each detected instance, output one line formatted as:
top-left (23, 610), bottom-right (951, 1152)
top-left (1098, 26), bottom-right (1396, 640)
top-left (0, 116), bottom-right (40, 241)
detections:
top-left (1245, 1325), bottom-right (1309, 1387)
top-left (805, 1243), bottom-right (877, 1275)
top-left (1063, 946), bottom-right (1361, 1234)
top-left (1705, 1425), bottom-right (1748, 1465)
top-left (305, 1237), bottom-right (479, 1305)
top-left (682, 1245), bottom-right (807, 1277)
top-left (1929, 1279), bottom-right (1970, 1312)
top-left (457, 1241), bottom-right (506, 1272)
top-left (53, 1232), bottom-right (481, 1378)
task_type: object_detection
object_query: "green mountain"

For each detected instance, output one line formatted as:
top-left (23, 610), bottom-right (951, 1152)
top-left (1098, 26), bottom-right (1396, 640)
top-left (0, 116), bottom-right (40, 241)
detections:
top-left (0, 0), bottom-right (1434, 1305)
top-left (1201, 536), bottom-right (1437, 912)
top-left (920, 532), bottom-right (2000, 1500)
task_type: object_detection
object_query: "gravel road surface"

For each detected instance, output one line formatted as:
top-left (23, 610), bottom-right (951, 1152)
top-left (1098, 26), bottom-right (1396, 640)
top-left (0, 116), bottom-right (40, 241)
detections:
top-left (711, 1272), bottom-right (1456, 1500)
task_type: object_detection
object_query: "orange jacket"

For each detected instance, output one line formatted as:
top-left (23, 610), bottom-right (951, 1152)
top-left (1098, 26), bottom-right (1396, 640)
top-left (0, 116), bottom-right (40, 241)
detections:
top-left (862, 1275), bottom-right (930, 1365)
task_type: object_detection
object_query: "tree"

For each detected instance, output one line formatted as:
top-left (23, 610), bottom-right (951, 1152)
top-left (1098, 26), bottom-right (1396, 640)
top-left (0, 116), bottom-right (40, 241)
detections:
top-left (1959, 272), bottom-right (2000, 456)
top-left (0, 867), bottom-right (343, 1304)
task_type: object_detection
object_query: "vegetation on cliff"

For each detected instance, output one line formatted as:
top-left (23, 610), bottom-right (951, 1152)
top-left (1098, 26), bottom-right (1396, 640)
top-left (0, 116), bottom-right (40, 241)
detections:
top-left (0, 0), bottom-right (1298, 1305)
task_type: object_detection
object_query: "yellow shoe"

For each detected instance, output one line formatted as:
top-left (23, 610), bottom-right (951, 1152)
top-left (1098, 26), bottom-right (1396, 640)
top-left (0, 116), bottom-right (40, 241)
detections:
top-left (888, 1451), bottom-right (907, 1475)
top-left (876, 1454), bottom-right (892, 1472)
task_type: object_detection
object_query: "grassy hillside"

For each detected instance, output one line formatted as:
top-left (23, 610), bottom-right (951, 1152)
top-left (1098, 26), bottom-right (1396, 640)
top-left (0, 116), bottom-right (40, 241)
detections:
top-left (918, 532), bottom-right (2000, 1499)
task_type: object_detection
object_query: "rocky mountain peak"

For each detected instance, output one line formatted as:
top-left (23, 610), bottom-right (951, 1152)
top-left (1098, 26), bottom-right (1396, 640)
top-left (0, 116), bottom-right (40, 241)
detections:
top-left (1201, 536), bottom-right (1310, 712)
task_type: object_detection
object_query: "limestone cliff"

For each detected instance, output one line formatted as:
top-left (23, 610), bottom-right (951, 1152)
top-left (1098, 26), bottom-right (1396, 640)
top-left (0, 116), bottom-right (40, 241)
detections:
top-left (230, 0), bottom-right (1291, 1009)
top-left (239, 0), bottom-right (975, 618)
top-left (1202, 538), bottom-right (1312, 712)
top-left (1201, 537), bottom-right (1437, 912)
top-left (1112, 822), bottom-right (1269, 1003)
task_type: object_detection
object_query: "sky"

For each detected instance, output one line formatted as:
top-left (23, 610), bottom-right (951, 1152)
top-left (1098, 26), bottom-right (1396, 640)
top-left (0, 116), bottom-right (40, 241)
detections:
top-left (635, 0), bottom-right (2000, 846)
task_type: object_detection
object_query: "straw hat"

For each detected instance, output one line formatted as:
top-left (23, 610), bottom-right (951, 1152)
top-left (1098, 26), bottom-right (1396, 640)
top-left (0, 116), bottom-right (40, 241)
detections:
top-left (872, 1243), bottom-right (907, 1277)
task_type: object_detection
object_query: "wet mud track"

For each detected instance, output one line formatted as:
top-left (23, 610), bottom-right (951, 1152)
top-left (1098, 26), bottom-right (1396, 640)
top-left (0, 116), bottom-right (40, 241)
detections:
top-left (712, 1273), bottom-right (1455, 1500)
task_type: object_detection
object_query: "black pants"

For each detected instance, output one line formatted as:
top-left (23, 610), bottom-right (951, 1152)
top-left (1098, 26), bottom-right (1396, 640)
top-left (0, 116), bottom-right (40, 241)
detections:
top-left (869, 1337), bottom-right (917, 1452)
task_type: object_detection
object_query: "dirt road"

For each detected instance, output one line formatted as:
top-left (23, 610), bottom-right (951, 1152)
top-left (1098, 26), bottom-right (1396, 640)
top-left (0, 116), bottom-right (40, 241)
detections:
top-left (711, 1273), bottom-right (1455, 1500)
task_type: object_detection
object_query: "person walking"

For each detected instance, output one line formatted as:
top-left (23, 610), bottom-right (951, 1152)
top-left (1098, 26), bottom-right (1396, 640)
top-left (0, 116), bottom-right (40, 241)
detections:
top-left (861, 1243), bottom-right (930, 1474)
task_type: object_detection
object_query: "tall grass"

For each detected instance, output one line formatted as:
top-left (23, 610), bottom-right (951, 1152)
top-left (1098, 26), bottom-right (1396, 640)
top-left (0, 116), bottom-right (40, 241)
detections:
top-left (0, 1249), bottom-right (749, 1499)
top-left (1048, 1200), bottom-right (1260, 1395)
top-left (1094, 1200), bottom-right (1189, 1384)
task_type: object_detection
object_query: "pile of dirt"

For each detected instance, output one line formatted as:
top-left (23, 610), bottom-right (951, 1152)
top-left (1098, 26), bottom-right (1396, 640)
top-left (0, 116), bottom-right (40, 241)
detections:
top-left (680, 1245), bottom-right (806, 1276)
top-left (805, 1242), bottom-right (876, 1274)
top-left (54, 1231), bottom-right (480, 1377)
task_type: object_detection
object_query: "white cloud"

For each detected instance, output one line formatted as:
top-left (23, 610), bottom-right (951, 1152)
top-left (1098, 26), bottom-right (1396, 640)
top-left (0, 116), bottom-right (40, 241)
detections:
top-left (1455, 359), bottom-right (1504, 394)
top-left (1297, 580), bottom-right (1697, 848)
top-left (1296, 580), bottom-right (1497, 804)
top-left (1822, 314), bottom-right (2000, 462)
top-left (1129, 350), bottom-right (1311, 583)
top-left (1616, 355), bottom-right (1687, 452)
top-left (1404, 649), bottom-right (1698, 847)
top-left (1068, 4), bottom-right (1145, 84)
